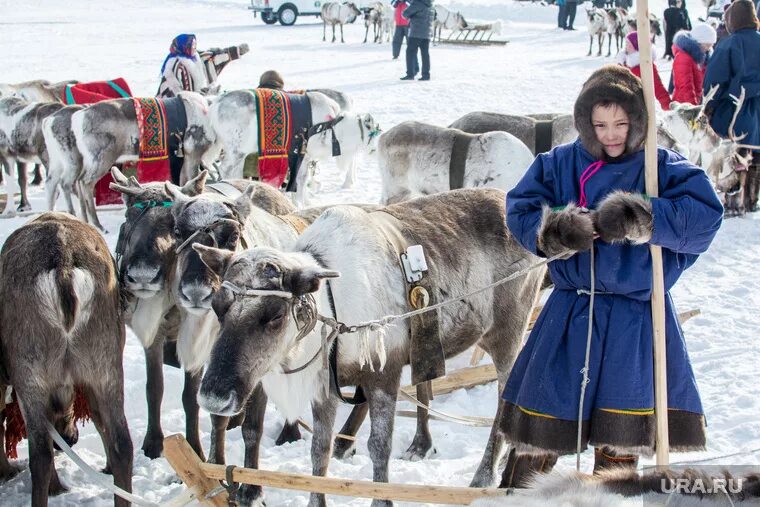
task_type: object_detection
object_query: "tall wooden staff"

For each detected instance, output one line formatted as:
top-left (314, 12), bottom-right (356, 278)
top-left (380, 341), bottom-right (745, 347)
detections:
top-left (635, 1), bottom-right (669, 466)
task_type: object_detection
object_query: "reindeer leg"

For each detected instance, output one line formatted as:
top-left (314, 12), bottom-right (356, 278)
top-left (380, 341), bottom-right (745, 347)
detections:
top-left (607, 33), bottom-right (612, 57)
top-left (20, 394), bottom-right (65, 505)
top-left (2, 159), bottom-right (18, 217)
top-left (323, 22), bottom-right (327, 42)
top-left (238, 383), bottom-right (268, 507)
top-left (333, 401), bottom-right (369, 459)
top-left (17, 162), bottom-right (31, 212)
top-left (597, 33), bottom-right (603, 56)
top-left (307, 396), bottom-right (338, 507)
top-left (587, 35), bottom-right (593, 56)
top-left (142, 335), bottom-right (166, 459)
top-left (31, 164), bottom-right (43, 186)
top-left (340, 23), bottom-right (345, 43)
top-left (332, 24), bottom-right (337, 43)
top-left (364, 25), bottom-right (369, 43)
top-left (183, 370), bottom-right (206, 462)
top-left (87, 379), bottom-right (133, 507)
top-left (401, 381), bottom-right (435, 461)
top-left (367, 371), bottom-right (402, 507)
top-left (208, 414), bottom-right (230, 465)
top-left (82, 182), bottom-right (107, 233)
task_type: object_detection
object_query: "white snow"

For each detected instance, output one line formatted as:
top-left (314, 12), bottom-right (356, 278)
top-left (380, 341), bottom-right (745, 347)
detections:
top-left (0, 0), bottom-right (758, 505)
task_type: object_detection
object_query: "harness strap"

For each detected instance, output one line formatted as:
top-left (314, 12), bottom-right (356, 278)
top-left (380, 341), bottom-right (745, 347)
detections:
top-left (221, 465), bottom-right (240, 507)
top-left (307, 115), bottom-right (344, 157)
top-left (449, 131), bottom-right (475, 190)
top-left (326, 279), bottom-right (367, 405)
top-left (277, 213), bottom-right (310, 235)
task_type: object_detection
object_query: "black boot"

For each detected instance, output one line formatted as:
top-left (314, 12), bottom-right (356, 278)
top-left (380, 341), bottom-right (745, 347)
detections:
top-left (498, 449), bottom-right (558, 488)
top-left (593, 446), bottom-right (639, 474)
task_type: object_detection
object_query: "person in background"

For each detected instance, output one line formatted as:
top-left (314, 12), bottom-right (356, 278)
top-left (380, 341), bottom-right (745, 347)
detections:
top-left (618, 32), bottom-right (672, 110)
top-left (498, 64), bottom-right (722, 488)
top-left (157, 34), bottom-right (209, 98)
top-left (259, 70), bottom-right (285, 90)
top-left (671, 24), bottom-right (716, 104)
top-left (704, 0), bottom-right (760, 214)
top-left (716, 0), bottom-right (735, 42)
top-left (564, 0), bottom-right (579, 30)
top-left (392, 0), bottom-right (411, 58)
top-left (557, 0), bottom-right (568, 29)
top-left (663, 0), bottom-right (692, 59)
top-left (401, 0), bottom-right (434, 81)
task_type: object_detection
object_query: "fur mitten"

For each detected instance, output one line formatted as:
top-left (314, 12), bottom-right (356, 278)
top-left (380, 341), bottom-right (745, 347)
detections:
top-left (594, 191), bottom-right (653, 244)
top-left (537, 204), bottom-right (595, 258)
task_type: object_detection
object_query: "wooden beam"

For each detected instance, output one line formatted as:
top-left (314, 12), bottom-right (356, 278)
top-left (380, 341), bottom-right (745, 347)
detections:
top-left (199, 463), bottom-right (507, 505)
top-left (163, 434), bottom-right (228, 507)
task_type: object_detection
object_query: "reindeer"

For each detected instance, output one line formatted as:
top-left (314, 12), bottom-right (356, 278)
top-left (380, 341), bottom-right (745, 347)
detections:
top-left (363, 2), bottom-right (385, 43)
top-left (0, 97), bottom-right (65, 216)
top-left (295, 112), bottom-right (381, 206)
top-left (321, 2), bottom-right (362, 43)
top-left (196, 188), bottom-right (545, 507)
top-left (433, 5), bottom-right (467, 42)
top-left (0, 79), bottom-right (75, 103)
top-left (626, 12), bottom-right (662, 43)
top-left (62, 91), bottom-right (217, 231)
top-left (378, 121), bottom-right (534, 204)
top-left (0, 213), bottom-right (132, 506)
top-left (587, 7), bottom-right (607, 56)
top-left (109, 169), bottom-right (298, 462)
top-left (605, 7), bottom-right (627, 56)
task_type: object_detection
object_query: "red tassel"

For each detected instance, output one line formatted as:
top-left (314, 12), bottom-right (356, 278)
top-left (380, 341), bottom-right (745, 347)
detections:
top-left (4, 392), bottom-right (27, 460)
top-left (3, 385), bottom-right (92, 459)
top-left (72, 386), bottom-right (91, 425)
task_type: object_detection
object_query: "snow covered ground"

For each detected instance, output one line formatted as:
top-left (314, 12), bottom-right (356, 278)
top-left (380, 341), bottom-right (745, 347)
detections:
top-left (0, 0), bottom-right (758, 505)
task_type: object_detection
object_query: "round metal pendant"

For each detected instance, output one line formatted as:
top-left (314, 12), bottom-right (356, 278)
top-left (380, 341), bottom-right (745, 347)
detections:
top-left (409, 286), bottom-right (430, 309)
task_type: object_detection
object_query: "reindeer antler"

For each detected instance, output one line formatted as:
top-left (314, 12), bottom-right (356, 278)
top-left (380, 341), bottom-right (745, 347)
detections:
top-left (728, 87), bottom-right (748, 143)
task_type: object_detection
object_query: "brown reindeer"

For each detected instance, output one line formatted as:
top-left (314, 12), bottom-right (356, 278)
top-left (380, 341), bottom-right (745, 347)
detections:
top-left (0, 213), bottom-right (132, 506)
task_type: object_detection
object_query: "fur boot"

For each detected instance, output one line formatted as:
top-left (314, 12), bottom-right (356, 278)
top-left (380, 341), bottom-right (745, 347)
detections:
top-left (744, 157), bottom-right (760, 213)
top-left (499, 448), bottom-right (559, 488)
top-left (593, 446), bottom-right (639, 474)
top-left (537, 204), bottom-right (595, 258)
top-left (594, 191), bottom-right (653, 243)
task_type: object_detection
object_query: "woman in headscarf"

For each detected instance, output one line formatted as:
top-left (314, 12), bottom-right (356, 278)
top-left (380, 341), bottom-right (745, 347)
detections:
top-left (156, 34), bottom-right (210, 98)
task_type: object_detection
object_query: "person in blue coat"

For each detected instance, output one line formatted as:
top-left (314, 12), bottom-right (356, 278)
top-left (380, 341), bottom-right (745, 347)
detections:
top-left (703, 0), bottom-right (760, 214)
top-left (498, 65), bottom-right (724, 488)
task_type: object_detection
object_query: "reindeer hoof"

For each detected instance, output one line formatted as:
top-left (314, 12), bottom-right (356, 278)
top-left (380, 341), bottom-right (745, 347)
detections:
top-left (333, 438), bottom-right (357, 459)
top-left (141, 435), bottom-right (164, 459)
top-left (17, 203), bottom-right (31, 212)
top-left (401, 441), bottom-right (436, 462)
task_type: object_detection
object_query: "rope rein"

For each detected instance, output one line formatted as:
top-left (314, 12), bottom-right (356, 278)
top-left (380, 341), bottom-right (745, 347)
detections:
top-left (576, 246), bottom-right (595, 471)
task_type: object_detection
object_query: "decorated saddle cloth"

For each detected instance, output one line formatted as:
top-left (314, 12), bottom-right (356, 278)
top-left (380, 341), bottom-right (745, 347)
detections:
top-left (62, 78), bottom-right (132, 105)
top-left (250, 88), bottom-right (312, 188)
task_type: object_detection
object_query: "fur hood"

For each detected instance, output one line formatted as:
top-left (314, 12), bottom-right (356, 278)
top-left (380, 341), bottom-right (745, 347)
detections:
top-left (673, 30), bottom-right (708, 65)
top-left (616, 46), bottom-right (658, 69)
top-left (725, 0), bottom-right (760, 33)
top-left (573, 65), bottom-right (647, 161)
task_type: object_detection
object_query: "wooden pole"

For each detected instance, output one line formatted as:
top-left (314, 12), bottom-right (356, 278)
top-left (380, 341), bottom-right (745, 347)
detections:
top-left (634, 1), bottom-right (670, 467)
top-left (163, 434), bottom-right (228, 506)
top-left (199, 462), bottom-right (507, 505)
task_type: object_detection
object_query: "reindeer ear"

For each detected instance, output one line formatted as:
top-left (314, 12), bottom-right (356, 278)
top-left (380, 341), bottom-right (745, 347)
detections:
top-left (193, 244), bottom-right (234, 277)
top-left (283, 267), bottom-right (340, 297)
top-left (182, 170), bottom-right (208, 196)
top-left (231, 183), bottom-right (257, 219)
top-left (165, 182), bottom-right (191, 203)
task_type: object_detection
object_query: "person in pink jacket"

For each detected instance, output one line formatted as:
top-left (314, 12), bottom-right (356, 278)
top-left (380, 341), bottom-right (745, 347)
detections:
top-left (618, 32), bottom-right (672, 110)
top-left (392, 0), bottom-right (410, 59)
top-left (672, 24), bottom-right (717, 105)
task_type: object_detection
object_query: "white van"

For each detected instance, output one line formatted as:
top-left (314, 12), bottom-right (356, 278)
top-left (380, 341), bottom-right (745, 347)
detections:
top-left (248, 0), bottom-right (373, 26)
top-left (248, 0), bottom-right (323, 26)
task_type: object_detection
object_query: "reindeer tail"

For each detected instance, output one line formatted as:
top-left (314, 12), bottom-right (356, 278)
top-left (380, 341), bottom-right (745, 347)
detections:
top-left (55, 268), bottom-right (78, 333)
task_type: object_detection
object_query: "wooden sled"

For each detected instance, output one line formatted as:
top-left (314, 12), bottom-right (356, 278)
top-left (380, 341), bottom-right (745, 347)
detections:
top-left (438, 25), bottom-right (509, 46)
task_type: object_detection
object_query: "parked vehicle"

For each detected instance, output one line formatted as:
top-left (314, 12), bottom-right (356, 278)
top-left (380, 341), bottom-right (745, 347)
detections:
top-left (249, 0), bottom-right (323, 26)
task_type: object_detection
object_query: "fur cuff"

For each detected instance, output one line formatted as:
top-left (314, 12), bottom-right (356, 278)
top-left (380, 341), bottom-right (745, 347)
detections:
top-left (594, 191), bottom-right (653, 244)
top-left (537, 204), bottom-right (595, 258)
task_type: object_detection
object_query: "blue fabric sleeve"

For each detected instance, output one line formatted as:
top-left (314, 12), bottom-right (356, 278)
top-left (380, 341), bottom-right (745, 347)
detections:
top-left (649, 153), bottom-right (723, 255)
top-left (506, 153), bottom-right (557, 256)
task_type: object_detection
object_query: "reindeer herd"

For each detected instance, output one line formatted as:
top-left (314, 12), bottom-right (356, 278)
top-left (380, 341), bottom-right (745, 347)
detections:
top-left (586, 5), bottom-right (662, 57)
top-left (0, 13), bottom-right (756, 507)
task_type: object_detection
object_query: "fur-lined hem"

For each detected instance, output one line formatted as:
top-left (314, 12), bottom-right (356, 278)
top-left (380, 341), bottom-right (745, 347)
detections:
top-left (501, 403), bottom-right (706, 456)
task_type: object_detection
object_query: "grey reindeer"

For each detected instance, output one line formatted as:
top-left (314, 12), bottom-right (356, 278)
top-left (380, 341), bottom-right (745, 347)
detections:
top-left (196, 188), bottom-right (545, 507)
top-left (109, 168), bottom-right (300, 463)
top-left (0, 213), bottom-right (132, 506)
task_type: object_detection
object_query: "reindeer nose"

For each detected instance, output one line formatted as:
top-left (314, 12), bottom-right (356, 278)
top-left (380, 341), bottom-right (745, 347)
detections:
top-left (180, 282), bottom-right (213, 308)
top-left (126, 264), bottom-right (163, 287)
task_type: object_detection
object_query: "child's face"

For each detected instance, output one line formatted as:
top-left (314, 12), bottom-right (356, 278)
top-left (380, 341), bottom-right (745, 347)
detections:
top-left (626, 39), bottom-right (635, 53)
top-left (592, 104), bottom-right (630, 158)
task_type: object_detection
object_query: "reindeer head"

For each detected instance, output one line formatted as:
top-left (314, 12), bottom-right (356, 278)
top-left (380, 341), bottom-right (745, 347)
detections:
top-left (111, 168), bottom-right (208, 298)
top-left (196, 246), bottom-right (339, 416)
top-left (347, 2), bottom-right (362, 17)
top-left (360, 113), bottom-right (382, 154)
top-left (708, 141), bottom-right (752, 200)
top-left (167, 184), bottom-right (254, 315)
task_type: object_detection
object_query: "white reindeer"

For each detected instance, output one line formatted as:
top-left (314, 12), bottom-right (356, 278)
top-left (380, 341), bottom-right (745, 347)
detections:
top-left (587, 7), bottom-right (607, 56)
top-left (433, 5), bottom-right (467, 42)
top-left (363, 2), bottom-right (385, 43)
top-left (321, 2), bottom-right (362, 43)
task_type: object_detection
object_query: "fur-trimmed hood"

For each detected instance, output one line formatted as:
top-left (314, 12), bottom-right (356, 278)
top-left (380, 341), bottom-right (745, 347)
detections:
top-left (673, 30), bottom-right (709, 65)
top-left (573, 65), bottom-right (647, 161)
top-left (616, 46), bottom-right (658, 69)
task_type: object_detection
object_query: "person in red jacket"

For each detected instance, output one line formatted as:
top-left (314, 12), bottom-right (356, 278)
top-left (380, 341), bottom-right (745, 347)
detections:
top-left (618, 31), bottom-right (672, 110)
top-left (672, 24), bottom-right (717, 105)
top-left (391, 0), bottom-right (410, 59)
